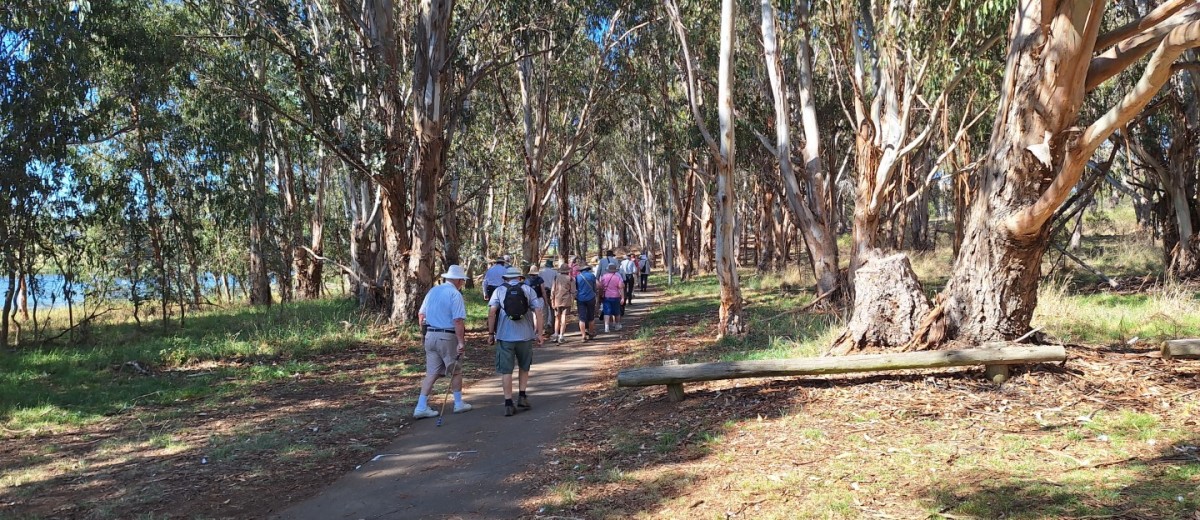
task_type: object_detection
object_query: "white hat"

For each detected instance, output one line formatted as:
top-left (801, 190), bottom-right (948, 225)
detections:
top-left (441, 265), bottom-right (468, 280)
top-left (502, 266), bottom-right (523, 278)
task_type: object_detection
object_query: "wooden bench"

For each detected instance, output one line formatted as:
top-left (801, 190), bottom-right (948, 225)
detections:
top-left (1162, 339), bottom-right (1200, 360)
top-left (616, 345), bottom-right (1068, 402)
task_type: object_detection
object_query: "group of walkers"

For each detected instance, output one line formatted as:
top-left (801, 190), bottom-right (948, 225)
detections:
top-left (412, 250), bottom-right (651, 419)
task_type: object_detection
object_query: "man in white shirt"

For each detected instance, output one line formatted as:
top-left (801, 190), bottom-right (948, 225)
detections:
top-left (597, 250), bottom-right (617, 277)
top-left (482, 257), bottom-right (507, 300)
top-left (619, 253), bottom-right (638, 306)
top-left (413, 265), bottom-right (472, 419)
top-left (487, 267), bottom-right (544, 416)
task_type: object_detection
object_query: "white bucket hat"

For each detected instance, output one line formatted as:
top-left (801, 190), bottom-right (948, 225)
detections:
top-left (441, 265), bottom-right (468, 280)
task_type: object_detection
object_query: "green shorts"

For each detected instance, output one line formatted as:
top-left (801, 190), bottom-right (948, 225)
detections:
top-left (495, 340), bottom-right (533, 375)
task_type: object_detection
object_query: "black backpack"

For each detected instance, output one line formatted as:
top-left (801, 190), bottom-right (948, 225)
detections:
top-left (502, 284), bottom-right (530, 321)
top-left (526, 274), bottom-right (545, 299)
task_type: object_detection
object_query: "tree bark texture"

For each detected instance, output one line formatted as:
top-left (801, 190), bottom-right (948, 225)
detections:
top-left (923, 2), bottom-right (1200, 345)
top-left (714, 0), bottom-right (745, 337)
top-left (831, 254), bottom-right (931, 354)
top-left (619, 345), bottom-right (1066, 386)
top-left (296, 147), bottom-right (326, 299)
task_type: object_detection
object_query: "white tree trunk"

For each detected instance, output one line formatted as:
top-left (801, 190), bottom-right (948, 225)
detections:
top-left (715, 0), bottom-right (745, 337)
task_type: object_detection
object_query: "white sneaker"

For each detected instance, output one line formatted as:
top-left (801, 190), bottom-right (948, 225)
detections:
top-left (453, 402), bottom-right (473, 414)
top-left (616, 324), bottom-right (623, 331)
top-left (604, 326), bottom-right (610, 333)
top-left (413, 407), bottom-right (439, 419)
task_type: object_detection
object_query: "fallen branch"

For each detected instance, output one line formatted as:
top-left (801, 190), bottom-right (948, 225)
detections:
top-left (1051, 243), bottom-right (1120, 288)
top-left (763, 288), bottom-right (837, 322)
top-left (300, 246), bottom-right (362, 283)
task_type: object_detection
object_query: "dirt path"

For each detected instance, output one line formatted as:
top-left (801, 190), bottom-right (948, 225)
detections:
top-left (274, 289), bottom-right (660, 520)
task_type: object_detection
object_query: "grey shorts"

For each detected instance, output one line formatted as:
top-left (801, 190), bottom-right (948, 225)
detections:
top-left (495, 340), bottom-right (533, 375)
top-left (424, 331), bottom-right (459, 376)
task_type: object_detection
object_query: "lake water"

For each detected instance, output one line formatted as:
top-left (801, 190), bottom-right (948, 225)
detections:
top-left (0, 273), bottom-right (244, 309)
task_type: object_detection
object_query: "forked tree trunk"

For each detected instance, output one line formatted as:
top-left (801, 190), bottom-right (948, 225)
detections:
top-left (664, 0), bottom-right (744, 333)
top-left (760, 0), bottom-right (840, 295)
top-left (792, 0), bottom-right (840, 296)
top-left (1159, 111), bottom-right (1200, 278)
top-left (398, 0), bottom-right (454, 324)
top-left (669, 151), bottom-right (698, 279)
top-left (836, 1), bottom-right (1200, 348)
top-left (917, 1), bottom-right (1200, 345)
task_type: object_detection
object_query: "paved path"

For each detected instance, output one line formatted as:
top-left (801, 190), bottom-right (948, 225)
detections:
top-left (276, 290), bottom-right (659, 520)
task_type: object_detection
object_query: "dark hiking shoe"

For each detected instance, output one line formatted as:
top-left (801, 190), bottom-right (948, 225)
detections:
top-left (517, 395), bottom-right (531, 409)
top-left (504, 404), bottom-right (517, 417)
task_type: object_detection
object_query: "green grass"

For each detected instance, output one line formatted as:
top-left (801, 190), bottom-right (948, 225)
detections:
top-left (651, 271), bottom-right (841, 363)
top-left (1034, 279), bottom-right (1200, 345)
top-left (0, 298), bottom-right (374, 431)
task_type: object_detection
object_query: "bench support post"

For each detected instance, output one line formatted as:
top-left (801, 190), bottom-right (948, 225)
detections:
top-left (666, 383), bottom-right (685, 402)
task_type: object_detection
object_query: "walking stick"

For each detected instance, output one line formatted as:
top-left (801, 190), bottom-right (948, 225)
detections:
top-left (435, 354), bottom-right (462, 427)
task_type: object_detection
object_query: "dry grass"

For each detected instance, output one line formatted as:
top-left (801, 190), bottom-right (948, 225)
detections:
top-left (518, 279), bottom-right (1200, 519)
top-left (1034, 278), bottom-right (1200, 346)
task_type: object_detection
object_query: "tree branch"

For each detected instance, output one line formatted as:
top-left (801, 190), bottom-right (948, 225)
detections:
top-left (1095, 0), bottom-right (1193, 50)
top-left (1007, 19), bottom-right (1200, 237)
top-left (300, 246), bottom-right (362, 283)
top-left (662, 0), bottom-right (721, 160)
top-left (1086, 3), bottom-right (1200, 91)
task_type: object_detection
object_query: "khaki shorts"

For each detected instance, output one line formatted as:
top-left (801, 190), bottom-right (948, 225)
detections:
top-left (424, 331), bottom-right (459, 376)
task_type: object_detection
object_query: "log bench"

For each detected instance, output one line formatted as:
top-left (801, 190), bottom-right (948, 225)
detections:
top-left (1162, 339), bottom-right (1200, 360)
top-left (616, 345), bottom-right (1067, 402)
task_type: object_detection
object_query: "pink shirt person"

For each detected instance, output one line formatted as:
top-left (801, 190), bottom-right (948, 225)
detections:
top-left (598, 272), bottom-right (624, 299)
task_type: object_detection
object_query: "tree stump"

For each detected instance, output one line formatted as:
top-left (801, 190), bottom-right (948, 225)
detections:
top-left (831, 254), bottom-right (931, 355)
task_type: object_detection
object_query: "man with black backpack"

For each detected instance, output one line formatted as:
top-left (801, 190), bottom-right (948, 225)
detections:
top-left (486, 266), bottom-right (544, 417)
top-left (525, 264), bottom-right (549, 333)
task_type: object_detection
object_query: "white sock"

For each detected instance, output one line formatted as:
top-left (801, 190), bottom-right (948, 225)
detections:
top-left (453, 391), bottom-right (463, 406)
top-left (417, 394), bottom-right (429, 410)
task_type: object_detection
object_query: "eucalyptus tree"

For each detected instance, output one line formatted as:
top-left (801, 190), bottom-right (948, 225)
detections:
top-left (1125, 76), bottom-right (1200, 278)
top-left (817, 0), bottom-right (1000, 352)
top-left (662, 0), bottom-right (746, 337)
top-left (909, 0), bottom-right (1200, 346)
top-left (756, 0), bottom-right (841, 297)
top-left (1, 0), bottom-right (158, 343)
top-left (500, 3), bottom-right (642, 269)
